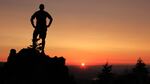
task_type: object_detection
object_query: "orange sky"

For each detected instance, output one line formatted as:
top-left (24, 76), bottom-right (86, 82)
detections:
top-left (0, 0), bottom-right (150, 65)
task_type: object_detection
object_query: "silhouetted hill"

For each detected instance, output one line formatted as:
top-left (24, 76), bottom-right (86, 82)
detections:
top-left (0, 48), bottom-right (76, 84)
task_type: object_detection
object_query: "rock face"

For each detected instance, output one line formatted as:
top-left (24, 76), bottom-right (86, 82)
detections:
top-left (0, 48), bottom-right (75, 84)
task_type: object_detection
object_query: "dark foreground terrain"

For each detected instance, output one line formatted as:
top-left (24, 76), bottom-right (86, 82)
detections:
top-left (0, 48), bottom-right (76, 84)
top-left (0, 48), bottom-right (150, 84)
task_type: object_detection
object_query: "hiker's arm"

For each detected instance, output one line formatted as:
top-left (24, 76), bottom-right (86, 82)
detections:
top-left (30, 13), bottom-right (36, 28)
top-left (47, 13), bottom-right (53, 28)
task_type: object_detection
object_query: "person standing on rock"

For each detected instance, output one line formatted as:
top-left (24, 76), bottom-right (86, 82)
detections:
top-left (31, 4), bottom-right (53, 53)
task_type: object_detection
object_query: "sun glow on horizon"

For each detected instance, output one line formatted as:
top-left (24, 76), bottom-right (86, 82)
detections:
top-left (81, 62), bottom-right (85, 67)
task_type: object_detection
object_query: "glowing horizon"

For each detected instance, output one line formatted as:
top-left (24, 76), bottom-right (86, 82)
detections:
top-left (0, 0), bottom-right (150, 65)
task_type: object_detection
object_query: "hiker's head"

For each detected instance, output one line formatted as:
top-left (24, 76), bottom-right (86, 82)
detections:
top-left (39, 4), bottom-right (44, 10)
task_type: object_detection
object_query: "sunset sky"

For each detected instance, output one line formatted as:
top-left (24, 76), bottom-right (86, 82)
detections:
top-left (0, 0), bottom-right (150, 65)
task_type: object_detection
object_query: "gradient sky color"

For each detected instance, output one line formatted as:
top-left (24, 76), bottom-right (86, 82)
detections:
top-left (0, 0), bottom-right (150, 65)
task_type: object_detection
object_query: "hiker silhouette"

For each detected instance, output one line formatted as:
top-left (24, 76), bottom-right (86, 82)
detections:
top-left (31, 4), bottom-right (53, 53)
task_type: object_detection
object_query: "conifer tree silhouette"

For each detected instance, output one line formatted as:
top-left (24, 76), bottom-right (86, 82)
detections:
top-left (132, 58), bottom-right (149, 84)
top-left (133, 58), bottom-right (148, 75)
top-left (97, 62), bottom-right (114, 84)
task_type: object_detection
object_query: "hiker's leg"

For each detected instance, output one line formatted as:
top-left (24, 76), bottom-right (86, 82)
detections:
top-left (41, 38), bottom-right (45, 53)
top-left (32, 30), bottom-right (38, 48)
top-left (41, 30), bottom-right (47, 53)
